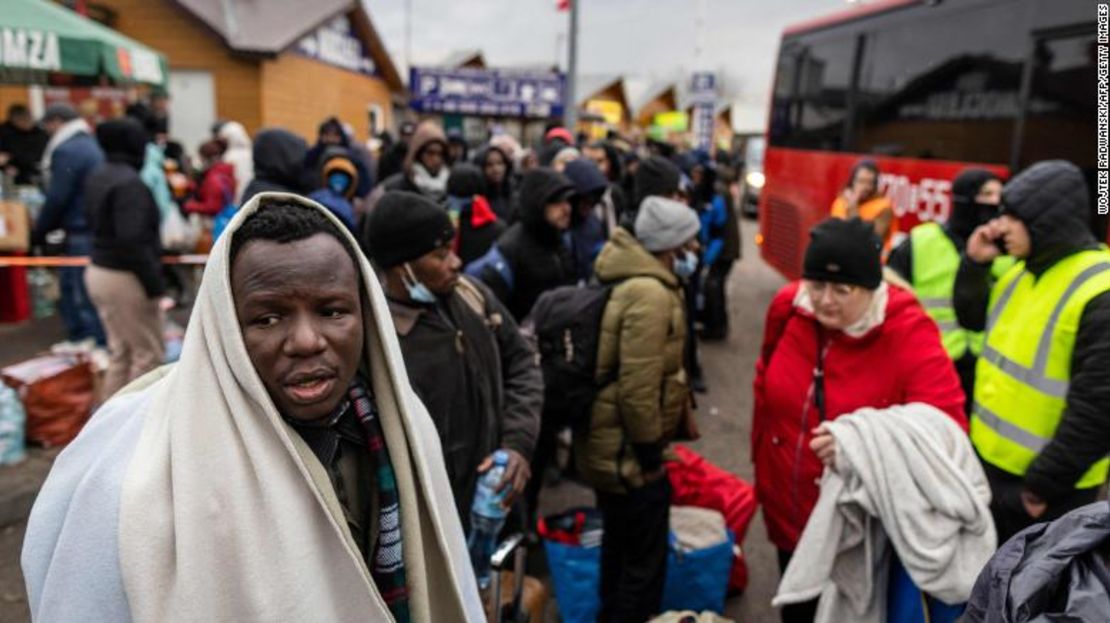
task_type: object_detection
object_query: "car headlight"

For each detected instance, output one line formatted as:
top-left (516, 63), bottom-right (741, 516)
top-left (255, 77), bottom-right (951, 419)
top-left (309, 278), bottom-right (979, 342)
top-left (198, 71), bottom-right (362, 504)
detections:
top-left (746, 171), bottom-right (765, 189)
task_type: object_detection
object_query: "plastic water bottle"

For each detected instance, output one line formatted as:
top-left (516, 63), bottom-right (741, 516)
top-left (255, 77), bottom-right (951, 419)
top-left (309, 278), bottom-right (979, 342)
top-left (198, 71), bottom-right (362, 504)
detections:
top-left (467, 449), bottom-right (510, 590)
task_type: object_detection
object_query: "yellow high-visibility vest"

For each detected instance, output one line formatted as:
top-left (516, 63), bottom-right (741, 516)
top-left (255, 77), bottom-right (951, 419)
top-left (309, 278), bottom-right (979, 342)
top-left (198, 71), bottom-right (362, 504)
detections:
top-left (971, 249), bottom-right (1110, 488)
top-left (910, 222), bottom-right (1013, 360)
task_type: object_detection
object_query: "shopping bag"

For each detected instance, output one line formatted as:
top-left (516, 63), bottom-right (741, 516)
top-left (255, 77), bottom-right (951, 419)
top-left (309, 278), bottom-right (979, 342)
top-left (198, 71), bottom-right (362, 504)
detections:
top-left (662, 506), bottom-right (734, 614)
top-left (1, 354), bottom-right (95, 447)
top-left (0, 382), bottom-right (27, 465)
top-left (666, 445), bottom-right (757, 593)
top-left (538, 507), bottom-right (602, 623)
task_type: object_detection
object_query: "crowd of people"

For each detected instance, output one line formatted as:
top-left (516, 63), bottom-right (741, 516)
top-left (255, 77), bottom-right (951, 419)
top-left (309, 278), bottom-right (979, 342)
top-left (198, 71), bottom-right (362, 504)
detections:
top-left (7, 95), bottom-right (1109, 623)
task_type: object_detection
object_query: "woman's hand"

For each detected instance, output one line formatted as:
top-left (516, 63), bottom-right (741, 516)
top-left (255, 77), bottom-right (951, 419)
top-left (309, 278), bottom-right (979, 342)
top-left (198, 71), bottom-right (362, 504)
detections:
top-left (810, 424), bottom-right (837, 468)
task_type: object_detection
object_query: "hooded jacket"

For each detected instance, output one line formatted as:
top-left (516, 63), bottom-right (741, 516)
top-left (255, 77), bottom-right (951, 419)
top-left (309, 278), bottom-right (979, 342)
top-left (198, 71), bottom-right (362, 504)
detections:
top-left (574, 227), bottom-right (689, 494)
top-left (84, 118), bottom-right (164, 297)
top-left (302, 117), bottom-right (372, 198)
top-left (954, 160), bottom-right (1110, 503)
top-left (447, 162), bottom-right (505, 266)
top-left (241, 129), bottom-right (307, 204)
top-left (963, 501), bottom-right (1110, 622)
top-left (479, 168), bottom-right (576, 320)
top-left (754, 281), bottom-right (967, 550)
top-left (473, 145), bottom-right (516, 221)
top-left (184, 161), bottom-right (235, 217)
top-left (217, 122), bottom-right (253, 203)
top-left (370, 123), bottom-right (449, 210)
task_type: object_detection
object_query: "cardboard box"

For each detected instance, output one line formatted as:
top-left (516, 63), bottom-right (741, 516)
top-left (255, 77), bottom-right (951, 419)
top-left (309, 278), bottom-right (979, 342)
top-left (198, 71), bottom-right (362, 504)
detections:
top-left (0, 201), bottom-right (30, 253)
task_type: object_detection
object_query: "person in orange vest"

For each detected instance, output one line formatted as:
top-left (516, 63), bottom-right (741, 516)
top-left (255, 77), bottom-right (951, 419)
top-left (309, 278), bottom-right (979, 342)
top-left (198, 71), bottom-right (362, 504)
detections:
top-left (831, 159), bottom-right (897, 251)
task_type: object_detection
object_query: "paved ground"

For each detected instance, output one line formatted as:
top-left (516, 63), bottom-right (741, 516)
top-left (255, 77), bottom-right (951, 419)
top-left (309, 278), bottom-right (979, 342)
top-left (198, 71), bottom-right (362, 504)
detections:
top-left (0, 219), bottom-right (785, 623)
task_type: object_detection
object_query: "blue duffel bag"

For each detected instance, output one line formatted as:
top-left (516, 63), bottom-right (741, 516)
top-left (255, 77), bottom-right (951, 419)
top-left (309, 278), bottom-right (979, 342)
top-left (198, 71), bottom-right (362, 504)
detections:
top-left (540, 506), bottom-right (735, 622)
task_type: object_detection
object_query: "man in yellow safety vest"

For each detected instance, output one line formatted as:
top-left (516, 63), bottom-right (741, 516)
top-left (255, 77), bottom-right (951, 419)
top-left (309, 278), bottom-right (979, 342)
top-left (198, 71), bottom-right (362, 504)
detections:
top-left (889, 169), bottom-right (1010, 413)
top-left (955, 160), bottom-right (1110, 544)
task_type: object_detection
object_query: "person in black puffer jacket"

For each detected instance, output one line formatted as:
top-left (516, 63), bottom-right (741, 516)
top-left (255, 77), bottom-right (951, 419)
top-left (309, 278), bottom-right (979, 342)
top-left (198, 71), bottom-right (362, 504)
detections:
top-left (446, 162), bottom-right (506, 267)
top-left (473, 168), bottom-right (576, 321)
top-left (84, 117), bottom-right (166, 398)
top-left (240, 128), bottom-right (307, 204)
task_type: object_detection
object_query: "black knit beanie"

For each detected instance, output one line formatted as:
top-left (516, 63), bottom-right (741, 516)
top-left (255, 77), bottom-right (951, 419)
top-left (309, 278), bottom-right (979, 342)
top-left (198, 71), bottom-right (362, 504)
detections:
top-left (803, 218), bottom-right (882, 289)
top-left (634, 155), bottom-right (681, 207)
top-left (363, 191), bottom-right (455, 269)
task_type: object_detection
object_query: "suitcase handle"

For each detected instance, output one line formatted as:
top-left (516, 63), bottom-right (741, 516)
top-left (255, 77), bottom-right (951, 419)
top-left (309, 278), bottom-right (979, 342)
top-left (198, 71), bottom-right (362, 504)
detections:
top-left (489, 532), bottom-right (527, 623)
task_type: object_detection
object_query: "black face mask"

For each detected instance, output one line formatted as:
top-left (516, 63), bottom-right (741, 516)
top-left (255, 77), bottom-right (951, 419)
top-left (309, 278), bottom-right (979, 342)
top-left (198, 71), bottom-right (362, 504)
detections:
top-left (972, 201), bottom-right (1001, 228)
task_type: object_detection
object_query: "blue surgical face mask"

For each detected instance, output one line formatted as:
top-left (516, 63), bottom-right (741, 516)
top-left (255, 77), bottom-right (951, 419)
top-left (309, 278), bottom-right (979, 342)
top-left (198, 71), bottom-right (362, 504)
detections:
top-left (673, 250), bottom-right (699, 279)
top-left (327, 171), bottom-right (352, 195)
top-left (403, 264), bottom-right (437, 304)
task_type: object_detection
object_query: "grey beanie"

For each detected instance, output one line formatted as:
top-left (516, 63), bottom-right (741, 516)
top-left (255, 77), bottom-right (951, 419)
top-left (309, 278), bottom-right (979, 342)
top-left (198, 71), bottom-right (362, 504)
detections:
top-left (42, 103), bottom-right (79, 123)
top-left (634, 196), bottom-right (701, 252)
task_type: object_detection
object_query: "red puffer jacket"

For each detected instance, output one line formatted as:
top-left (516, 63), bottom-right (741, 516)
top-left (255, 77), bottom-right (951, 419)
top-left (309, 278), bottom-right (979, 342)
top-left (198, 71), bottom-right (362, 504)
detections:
top-left (184, 162), bottom-right (236, 216)
top-left (752, 281), bottom-right (967, 552)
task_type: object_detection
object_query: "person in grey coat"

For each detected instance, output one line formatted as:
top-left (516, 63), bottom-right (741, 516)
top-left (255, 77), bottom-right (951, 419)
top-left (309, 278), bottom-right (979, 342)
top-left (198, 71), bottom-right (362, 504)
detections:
top-left (361, 191), bottom-right (543, 526)
top-left (963, 500), bottom-right (1110, 622)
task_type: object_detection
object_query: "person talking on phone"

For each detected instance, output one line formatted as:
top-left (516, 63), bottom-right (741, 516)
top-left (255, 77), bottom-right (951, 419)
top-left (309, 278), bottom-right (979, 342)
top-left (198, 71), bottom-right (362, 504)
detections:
top-left (954, 160), bottom-right (1110, 545)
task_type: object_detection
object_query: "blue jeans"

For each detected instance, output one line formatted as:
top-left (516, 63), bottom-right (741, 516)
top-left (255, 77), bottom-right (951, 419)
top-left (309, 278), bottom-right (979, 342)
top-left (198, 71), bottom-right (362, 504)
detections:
top-left (59, 234), bottom-right (106, 345)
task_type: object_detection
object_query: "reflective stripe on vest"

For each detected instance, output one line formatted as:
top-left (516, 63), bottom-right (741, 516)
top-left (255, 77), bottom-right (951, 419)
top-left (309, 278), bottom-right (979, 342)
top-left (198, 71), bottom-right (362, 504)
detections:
top-left (972, 250), bottom-right (1110, 488)
top-left (910, 223), bottom-right (988, 360)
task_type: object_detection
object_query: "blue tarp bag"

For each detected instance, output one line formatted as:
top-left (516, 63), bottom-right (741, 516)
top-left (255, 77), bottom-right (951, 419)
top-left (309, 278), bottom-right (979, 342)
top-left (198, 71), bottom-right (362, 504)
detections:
top-left (887, 554), bottom-right (965, 622)
top-left (541, 506), bottom-right (735, 621)
top-left (661, 528), bottom-right (735, 613)
top-left (0, 383), bottom-right (27, 465)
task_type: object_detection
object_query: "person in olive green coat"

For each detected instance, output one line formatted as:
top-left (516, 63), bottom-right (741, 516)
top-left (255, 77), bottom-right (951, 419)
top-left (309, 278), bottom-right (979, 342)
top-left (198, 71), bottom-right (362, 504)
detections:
top-left (576, 196), bottom-right (700, 623)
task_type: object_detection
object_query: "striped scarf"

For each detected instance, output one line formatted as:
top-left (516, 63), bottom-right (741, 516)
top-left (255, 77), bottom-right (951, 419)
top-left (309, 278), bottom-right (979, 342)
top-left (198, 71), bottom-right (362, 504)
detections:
top-left (350, 381), bottom-right (410, 623)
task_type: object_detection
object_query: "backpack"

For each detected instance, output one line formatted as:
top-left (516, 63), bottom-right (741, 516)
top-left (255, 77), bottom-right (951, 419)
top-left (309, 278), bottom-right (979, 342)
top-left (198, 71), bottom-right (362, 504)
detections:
top-left (464, 243), bottom-right (515, 294)
top-left (528, 283), bottom-right (617, 429)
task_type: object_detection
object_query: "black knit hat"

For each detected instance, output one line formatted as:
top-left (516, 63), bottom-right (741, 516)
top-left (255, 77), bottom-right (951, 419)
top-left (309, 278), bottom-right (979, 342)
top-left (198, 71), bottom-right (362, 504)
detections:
top-left (803, 218), bottom-right (882, 289)
top-left (363, 191), bottom-right (455, 269)
top-left (634, 155), bottom-right (681, 207)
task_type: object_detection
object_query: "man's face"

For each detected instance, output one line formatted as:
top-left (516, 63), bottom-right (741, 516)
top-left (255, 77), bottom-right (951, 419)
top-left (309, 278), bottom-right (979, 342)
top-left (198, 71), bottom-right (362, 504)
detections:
top-left (321, 127), bottom-right (344, 146)
top-left (43, 118), bottom-right (63, 136)
top-left (851, 168), bottom-right (878, 200)
top-left (448, 142), bottom-right (466, 164)
top-left (484, 150), bottom-right (507, 185)
top-left (584, 146), bottom-right (609, 177)
top-left (407, 244), bottom-right (461, 296)
top-left (11, 113), bottom-right (33, 131)
top-left (976, 179), bottom-right (1003, 206)
top-left (997, 214), bottom-right (1032, 258)
top-left (419, 141), bottom-right (446, 176)
top-left (544, 199), bottom-right (572, 231)
top-left (232, 233), bottom-right (364, 422)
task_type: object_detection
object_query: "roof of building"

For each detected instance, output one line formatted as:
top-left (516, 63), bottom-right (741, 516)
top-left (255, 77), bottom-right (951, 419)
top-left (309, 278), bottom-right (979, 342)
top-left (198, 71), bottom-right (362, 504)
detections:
top-left (632, 81), bottom-right (678, 118)
top-left (438, 49), bottom-right (486, 68)
top-left (576, 74), bottom-right (627, 107)
top-left (172, 0), bottom-right (404, 93)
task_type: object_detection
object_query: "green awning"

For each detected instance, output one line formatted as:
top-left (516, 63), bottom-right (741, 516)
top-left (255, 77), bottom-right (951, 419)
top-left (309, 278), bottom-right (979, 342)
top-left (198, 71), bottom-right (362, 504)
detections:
top-left (0, 0), bottom-right (168, 88)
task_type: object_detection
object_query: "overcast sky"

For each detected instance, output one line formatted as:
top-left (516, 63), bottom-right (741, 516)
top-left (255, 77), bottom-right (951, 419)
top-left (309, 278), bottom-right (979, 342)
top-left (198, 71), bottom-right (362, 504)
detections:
top-left (363, 0), bottom-right (845, 131)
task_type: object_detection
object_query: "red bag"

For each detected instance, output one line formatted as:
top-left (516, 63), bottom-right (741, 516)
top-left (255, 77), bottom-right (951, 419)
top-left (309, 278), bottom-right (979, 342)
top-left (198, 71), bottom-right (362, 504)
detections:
top-left (666, 444), bottom-right (757, 594)
top-left (1, 354), bottom-right (96, 447)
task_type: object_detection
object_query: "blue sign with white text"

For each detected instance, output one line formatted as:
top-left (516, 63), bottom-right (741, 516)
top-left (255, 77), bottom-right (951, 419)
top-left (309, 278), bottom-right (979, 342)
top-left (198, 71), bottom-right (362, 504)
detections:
top-left (409, 66), bottom-right (565, 119)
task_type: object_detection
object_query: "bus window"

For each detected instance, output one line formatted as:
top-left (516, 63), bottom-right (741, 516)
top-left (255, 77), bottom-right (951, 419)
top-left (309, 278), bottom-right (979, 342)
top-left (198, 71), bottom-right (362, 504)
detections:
top-left (769, 33), bottom-right (857, 151)
top-left (1020, 32), bottom-right (1096, 169)
top-left (852, 2), bottom-right (1028, 164)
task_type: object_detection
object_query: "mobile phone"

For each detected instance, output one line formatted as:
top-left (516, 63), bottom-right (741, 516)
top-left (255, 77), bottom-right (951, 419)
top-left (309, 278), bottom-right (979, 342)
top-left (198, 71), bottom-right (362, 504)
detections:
top-left (992, 236), bottom-right (1008, 255)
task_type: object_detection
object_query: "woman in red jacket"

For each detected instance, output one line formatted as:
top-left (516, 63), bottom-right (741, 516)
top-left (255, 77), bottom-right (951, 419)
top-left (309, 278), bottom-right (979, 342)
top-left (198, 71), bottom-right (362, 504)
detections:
top-left (752, 218), bottom-right (966, 623)
top-left (184, 139), bottom-right (236, 217)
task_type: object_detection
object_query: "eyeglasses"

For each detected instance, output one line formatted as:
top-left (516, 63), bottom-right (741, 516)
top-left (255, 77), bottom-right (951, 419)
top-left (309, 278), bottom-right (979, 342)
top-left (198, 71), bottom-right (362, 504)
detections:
top-left (804, 280), bottom-right (859, 301)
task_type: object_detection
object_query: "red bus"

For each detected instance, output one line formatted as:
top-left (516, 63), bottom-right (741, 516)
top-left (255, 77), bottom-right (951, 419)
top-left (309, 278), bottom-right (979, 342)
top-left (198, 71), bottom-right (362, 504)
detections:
top-left (758, 0), bottom-right (1100, 279)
